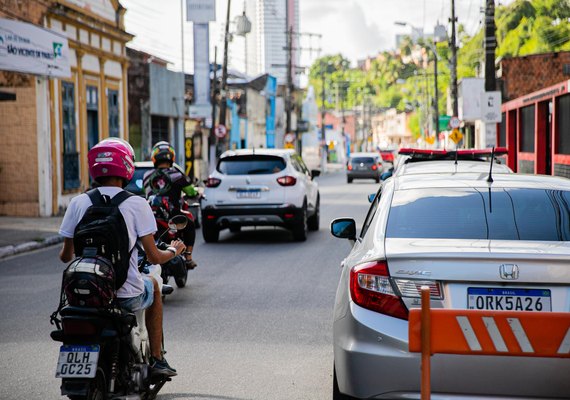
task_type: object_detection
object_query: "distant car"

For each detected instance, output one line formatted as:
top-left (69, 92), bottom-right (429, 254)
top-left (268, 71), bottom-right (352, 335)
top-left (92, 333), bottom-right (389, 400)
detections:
top-left (347, 152), bottom-right (383, 183)
top-left (330, 168), bottom-right (570, 399)
top-left (200, 148), bottom-right (320, 242)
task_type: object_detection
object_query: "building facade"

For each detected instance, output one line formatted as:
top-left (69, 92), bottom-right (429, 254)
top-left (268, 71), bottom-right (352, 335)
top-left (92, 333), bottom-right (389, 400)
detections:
top-left (0, 0), bottom-right (132, 216)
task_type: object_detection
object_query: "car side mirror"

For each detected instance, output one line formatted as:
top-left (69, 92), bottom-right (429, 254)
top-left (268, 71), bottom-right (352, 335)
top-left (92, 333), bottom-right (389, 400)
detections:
top-left (311, 169), bottom-right (321, 179)
top-left (330, 218), bottom-right (356, 240)
top-left (368, 193), bottom-right (375, 203)
top-left (380, 171), bottom-right (392, 181)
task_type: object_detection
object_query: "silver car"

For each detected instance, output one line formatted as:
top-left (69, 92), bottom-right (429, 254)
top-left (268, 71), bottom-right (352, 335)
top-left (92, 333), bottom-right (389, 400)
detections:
top-left (331, 168), bottom-right (570, 399)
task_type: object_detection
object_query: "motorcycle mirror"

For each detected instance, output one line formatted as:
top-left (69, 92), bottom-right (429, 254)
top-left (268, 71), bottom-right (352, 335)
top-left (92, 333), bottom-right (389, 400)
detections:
top-left (168, 215), bottom-right (188, 231)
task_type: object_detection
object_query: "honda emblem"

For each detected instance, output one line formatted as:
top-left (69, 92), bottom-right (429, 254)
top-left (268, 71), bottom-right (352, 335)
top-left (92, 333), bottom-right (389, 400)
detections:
top-left (499, 264), bottom-right (519, 280)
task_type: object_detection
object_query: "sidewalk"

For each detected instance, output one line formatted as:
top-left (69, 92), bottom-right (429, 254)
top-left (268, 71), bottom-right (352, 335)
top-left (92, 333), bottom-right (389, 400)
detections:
top-left (0, 216), bottom-right (63, 260)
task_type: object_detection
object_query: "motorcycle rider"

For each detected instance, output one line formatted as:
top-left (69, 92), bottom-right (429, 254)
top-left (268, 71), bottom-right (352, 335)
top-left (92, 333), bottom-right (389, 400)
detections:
top-left (143, 141), bottom-right (198, 269)
top-left (58, 138), bottom-right (184, 376)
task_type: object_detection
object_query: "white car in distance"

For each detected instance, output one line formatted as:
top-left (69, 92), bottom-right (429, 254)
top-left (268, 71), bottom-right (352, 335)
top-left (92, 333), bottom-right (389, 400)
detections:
top-left (201, 149), bottom-right (321, 242)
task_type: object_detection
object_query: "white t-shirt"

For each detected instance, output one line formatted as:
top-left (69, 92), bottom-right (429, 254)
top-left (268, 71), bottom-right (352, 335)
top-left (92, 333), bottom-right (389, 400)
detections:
top-left (59, 187), bottom-right (157, 298)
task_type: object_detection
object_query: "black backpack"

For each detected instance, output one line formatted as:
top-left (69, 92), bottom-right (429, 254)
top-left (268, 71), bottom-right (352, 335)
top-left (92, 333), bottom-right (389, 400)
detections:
top-left (73, 189), bottom-right (134, 290)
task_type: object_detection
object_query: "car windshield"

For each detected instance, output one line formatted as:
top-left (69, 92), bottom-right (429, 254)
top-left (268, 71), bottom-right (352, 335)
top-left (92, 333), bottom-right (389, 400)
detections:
top-left (218, 155), bottom-right (286, 175)
top-left (386, 188), bottom-right (570, 241)
top-left (351, 157), bottom-right (375, 164)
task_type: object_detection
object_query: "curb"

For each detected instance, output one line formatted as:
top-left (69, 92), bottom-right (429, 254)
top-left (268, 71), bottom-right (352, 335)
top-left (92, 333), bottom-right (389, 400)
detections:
top-left (0, 235), bottom-right (63, 260)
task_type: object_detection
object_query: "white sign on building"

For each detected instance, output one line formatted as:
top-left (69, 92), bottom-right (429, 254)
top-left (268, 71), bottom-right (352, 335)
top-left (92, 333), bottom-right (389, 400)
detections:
top-left (186, 0), bottom-right (216, 23)
top-left (0, 18), bottom-right (71, 78)
top-left (481, 91), bottom-right (502, 123)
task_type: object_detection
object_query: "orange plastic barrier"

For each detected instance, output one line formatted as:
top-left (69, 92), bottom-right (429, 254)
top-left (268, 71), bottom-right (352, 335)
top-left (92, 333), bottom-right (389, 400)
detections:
top-left (408, 287), bottom-right (570, 399)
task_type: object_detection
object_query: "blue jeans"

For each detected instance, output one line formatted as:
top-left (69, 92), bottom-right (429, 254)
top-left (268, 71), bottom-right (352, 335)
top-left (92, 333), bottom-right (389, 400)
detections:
top-left (117, 278), bottom-right (154, 312)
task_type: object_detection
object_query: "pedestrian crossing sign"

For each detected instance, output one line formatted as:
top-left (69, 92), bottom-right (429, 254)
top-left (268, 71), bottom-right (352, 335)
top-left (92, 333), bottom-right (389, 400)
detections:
top-left (449, 129), bottom-right (463, 144)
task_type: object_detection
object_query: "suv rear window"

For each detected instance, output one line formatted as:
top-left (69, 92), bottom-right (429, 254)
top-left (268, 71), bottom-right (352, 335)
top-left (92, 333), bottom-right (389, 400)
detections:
top-left (386, 188), bottom-right (570, 241)
top-left (351, 157), bottom-right (375, 164)
top-left (218, 155), bottom-right (286, 175)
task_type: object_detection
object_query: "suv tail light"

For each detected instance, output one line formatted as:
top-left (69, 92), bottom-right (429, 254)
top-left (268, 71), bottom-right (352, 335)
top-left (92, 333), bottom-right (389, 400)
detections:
top-left (371, 164), bottom-right (378, 170)
top-left (277, 176), bottom-right (297, 186)
top-left (347, 164), bottom-right (353, 171)
top-left (205, 177), bottom-right (221, 188)
top-left (350, 261), bottom-right (408, 320)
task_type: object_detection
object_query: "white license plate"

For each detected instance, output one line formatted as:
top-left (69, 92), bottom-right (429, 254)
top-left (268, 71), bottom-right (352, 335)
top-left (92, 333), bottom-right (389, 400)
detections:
top-left (237, 190), bottom-right (261, 199)
top-left (55, 345), bottom-right (99, 378)
top-left (467, 288), bottom-right (551, 311)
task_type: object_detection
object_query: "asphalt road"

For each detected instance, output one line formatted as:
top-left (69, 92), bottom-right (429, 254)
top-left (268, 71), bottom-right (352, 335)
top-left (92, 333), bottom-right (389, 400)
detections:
top-left (0, 172), bottom-right (378, 400)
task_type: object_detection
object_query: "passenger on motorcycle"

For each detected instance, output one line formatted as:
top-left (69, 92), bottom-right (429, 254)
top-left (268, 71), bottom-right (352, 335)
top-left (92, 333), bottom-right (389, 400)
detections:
top-left (58, 138), bottom-right (185, 376)
top-left (144, 141), bottom-right (198, 269)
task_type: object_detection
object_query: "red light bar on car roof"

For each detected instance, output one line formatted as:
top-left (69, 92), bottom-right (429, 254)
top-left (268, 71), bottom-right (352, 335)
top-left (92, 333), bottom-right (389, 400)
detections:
top-left (398, 147), bottom-right (508, 156)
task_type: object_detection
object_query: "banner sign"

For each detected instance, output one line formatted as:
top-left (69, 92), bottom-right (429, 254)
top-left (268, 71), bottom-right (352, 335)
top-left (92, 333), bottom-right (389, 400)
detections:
top-left (0, 18), bottom-right (71, 78)
top-left (481, 91), bottom-right (502, 123)
top-left (191, 23), bottom-right (211, 118)
top-left (187, 0), bottom-right (216, 23)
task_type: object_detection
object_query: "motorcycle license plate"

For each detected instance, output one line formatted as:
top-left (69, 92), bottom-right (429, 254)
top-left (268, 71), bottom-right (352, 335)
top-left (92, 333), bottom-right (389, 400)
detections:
top-left (467, 288), bottom-right (551, 312)
top-left (55, 345), bottom-right (99, 378)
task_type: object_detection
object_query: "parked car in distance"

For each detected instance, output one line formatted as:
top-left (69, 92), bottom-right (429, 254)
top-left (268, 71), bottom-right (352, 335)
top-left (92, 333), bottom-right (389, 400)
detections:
top-left (200, 148), bottom-right (320, 243)
top-left (346, 152), bottom-right (383, 183)
top-left (330, 168), bottom-right (570, 399)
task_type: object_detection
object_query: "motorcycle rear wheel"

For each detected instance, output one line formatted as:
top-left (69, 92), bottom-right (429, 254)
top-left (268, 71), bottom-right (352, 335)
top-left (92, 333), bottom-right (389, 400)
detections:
top-left (68, 367), bottom-right (106, 400)
top-left (175, 269), bottom-right (188, 288)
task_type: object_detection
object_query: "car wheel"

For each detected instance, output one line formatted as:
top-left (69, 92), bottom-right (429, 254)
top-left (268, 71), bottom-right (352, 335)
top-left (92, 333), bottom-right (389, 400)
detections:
top-left (292, 204), bottom-right (308, 242)
top-left (202, 223), bottom-right (219, 243)
top-left (347, 177), bottom-right (353, 184)
top-left (375, 177), bottom-right (380, 183)
top-left (333, 365), bottom-right (357, 400)
top-left (229, 225), bottom-right (241, 233)
top-left (307, 194), bottom-right (320, 231)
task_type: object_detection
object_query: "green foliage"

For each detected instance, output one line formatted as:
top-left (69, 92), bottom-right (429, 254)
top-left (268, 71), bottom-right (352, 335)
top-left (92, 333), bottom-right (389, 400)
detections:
top-left (306, 0), bottom-right (570, 134)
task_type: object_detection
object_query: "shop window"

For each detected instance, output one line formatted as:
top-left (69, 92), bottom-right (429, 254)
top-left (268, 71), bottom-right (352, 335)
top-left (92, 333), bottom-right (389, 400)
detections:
top-left (86, 86), bottom-right (99, 150)
top-left (62, 81), bottom-right (80, 190)
top-left (108, 89), bottom-right (119, 137)
top-left (520, 105), bottom-right (535, 153)
top-left (151, 115), bottom-right (169, 143)
top-left (557, 94), bottom-right (570, 155)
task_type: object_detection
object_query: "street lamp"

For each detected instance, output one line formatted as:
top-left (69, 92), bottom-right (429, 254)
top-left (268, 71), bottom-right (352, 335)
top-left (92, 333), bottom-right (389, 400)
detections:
top-left (394, 21), bottom-right (447, 146)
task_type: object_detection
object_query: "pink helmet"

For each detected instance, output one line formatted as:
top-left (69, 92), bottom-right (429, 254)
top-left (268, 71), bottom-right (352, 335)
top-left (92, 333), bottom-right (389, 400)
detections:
top-left (88, 138), bottom-right (135, 184)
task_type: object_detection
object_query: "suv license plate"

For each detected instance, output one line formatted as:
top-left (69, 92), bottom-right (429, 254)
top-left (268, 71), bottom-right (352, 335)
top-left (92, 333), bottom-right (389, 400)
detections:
top-left (237, 190), bottom-right (261, 199)
top-left (467, 288), bottom-right (551, 312)
top-left (55, 344), bottom-right (99, 378)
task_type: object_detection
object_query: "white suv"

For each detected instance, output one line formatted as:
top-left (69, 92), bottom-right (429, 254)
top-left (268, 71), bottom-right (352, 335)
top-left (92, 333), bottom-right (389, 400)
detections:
top-left (201, 149), bottom-right (320, 242)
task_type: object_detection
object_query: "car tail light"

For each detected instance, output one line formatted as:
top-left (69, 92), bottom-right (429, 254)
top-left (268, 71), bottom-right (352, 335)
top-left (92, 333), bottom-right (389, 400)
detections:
top-left (277, 176), bottom-right (297, 186)
top-left (205, 177), bottom-right (221, 188)
top-left (350, 261), bottom-right (408, 320)
top-left (62, 319), bottom-right (98, 336)
top-left (371, 164), bottom-right (378, 170)
top-left (347, 165), bottom-right (353, 171)
top-left (392, 279), bottom-right (443, 299)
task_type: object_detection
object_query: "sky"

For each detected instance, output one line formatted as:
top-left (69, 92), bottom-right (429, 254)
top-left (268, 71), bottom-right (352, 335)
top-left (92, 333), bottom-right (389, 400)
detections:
top-left (121, 0), bottom-right (514, 74)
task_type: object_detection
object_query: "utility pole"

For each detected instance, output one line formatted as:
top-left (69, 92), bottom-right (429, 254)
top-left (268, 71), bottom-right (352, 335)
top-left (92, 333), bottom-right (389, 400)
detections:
top-left (218, 0), bottom-right (232, 133)
top-left (450, 0), bottom-right (458, 117)
top-left (320, 72), bottom-right (327, 172)
top-left (285, 25), bottom-right (293, 137)
top-left (484, 0), bottom-right (496, 91)
top-left (433, 47), bottom-right (440, 142)
top-left (209, 46), bottom-right (218, 173)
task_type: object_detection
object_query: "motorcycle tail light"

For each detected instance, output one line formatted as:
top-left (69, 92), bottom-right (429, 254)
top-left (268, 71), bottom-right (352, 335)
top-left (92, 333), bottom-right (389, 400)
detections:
top-left (350, 260), bottom-right (408, 320)
top-left (205, 177), bottom-right (221, 188)
top-left (62, 319), bottom-right (98, 336)
top-left (277, 176), bottom-right (297, 186)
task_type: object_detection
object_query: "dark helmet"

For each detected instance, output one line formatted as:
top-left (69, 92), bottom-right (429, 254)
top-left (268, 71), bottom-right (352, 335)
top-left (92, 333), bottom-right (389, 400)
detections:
top-left (63, 256), bottom-right (115, 307)
top-left (151, 141), bottom-right (175, 167)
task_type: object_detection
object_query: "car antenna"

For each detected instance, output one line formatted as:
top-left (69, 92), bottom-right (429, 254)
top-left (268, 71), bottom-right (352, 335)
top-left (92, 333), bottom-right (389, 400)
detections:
top-left (487, 146), bottom-right (495, 183)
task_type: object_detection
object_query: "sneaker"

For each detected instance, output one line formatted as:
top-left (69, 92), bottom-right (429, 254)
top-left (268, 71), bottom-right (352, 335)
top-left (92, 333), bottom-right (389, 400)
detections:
top-left (150, 356), bottom-right (177, 376)
top-left (186, 259), bottom-right (198, 270)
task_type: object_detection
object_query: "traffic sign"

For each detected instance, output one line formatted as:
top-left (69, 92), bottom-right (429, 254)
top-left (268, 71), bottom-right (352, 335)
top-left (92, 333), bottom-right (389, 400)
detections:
top-left (450, 116), bottom-right (461, 129)
top-left (284, 133), bottom-right (296, 143)
top-left (425, 136), bottom-right (436, 145)
top-left (449, 129), bottom-right (463, 144)
top-left (215, 124), bottom-right (227, 138)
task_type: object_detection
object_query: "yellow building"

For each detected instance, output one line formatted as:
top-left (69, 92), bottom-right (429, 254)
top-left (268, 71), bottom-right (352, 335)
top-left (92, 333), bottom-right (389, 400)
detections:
top-left (0, 0), bottom-right (132, 216)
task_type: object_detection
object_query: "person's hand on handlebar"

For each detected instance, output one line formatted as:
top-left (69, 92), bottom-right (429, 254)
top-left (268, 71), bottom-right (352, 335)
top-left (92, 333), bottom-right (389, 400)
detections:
top-left (168, 239), bottom-right (186, 256)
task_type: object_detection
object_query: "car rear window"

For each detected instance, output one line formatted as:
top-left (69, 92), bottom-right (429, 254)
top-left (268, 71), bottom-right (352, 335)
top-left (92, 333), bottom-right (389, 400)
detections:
top-left (218, 155), bottom-right (286, 175)
top-left (386, 188), bottom-right (570, 241)
top-left (351, 157), bottom-right (375, 164)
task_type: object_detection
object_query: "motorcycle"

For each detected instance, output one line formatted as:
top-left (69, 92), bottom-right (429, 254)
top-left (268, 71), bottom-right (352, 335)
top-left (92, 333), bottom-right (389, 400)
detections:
top-left (149, 196), bottom-right (194, 289)
top-left (49, 216), bottom-right (185, 400)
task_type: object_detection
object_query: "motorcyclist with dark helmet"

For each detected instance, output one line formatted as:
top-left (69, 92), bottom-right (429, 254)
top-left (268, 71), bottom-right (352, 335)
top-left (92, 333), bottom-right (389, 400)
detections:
top-left (143, 141), bottom-right (198, 269)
